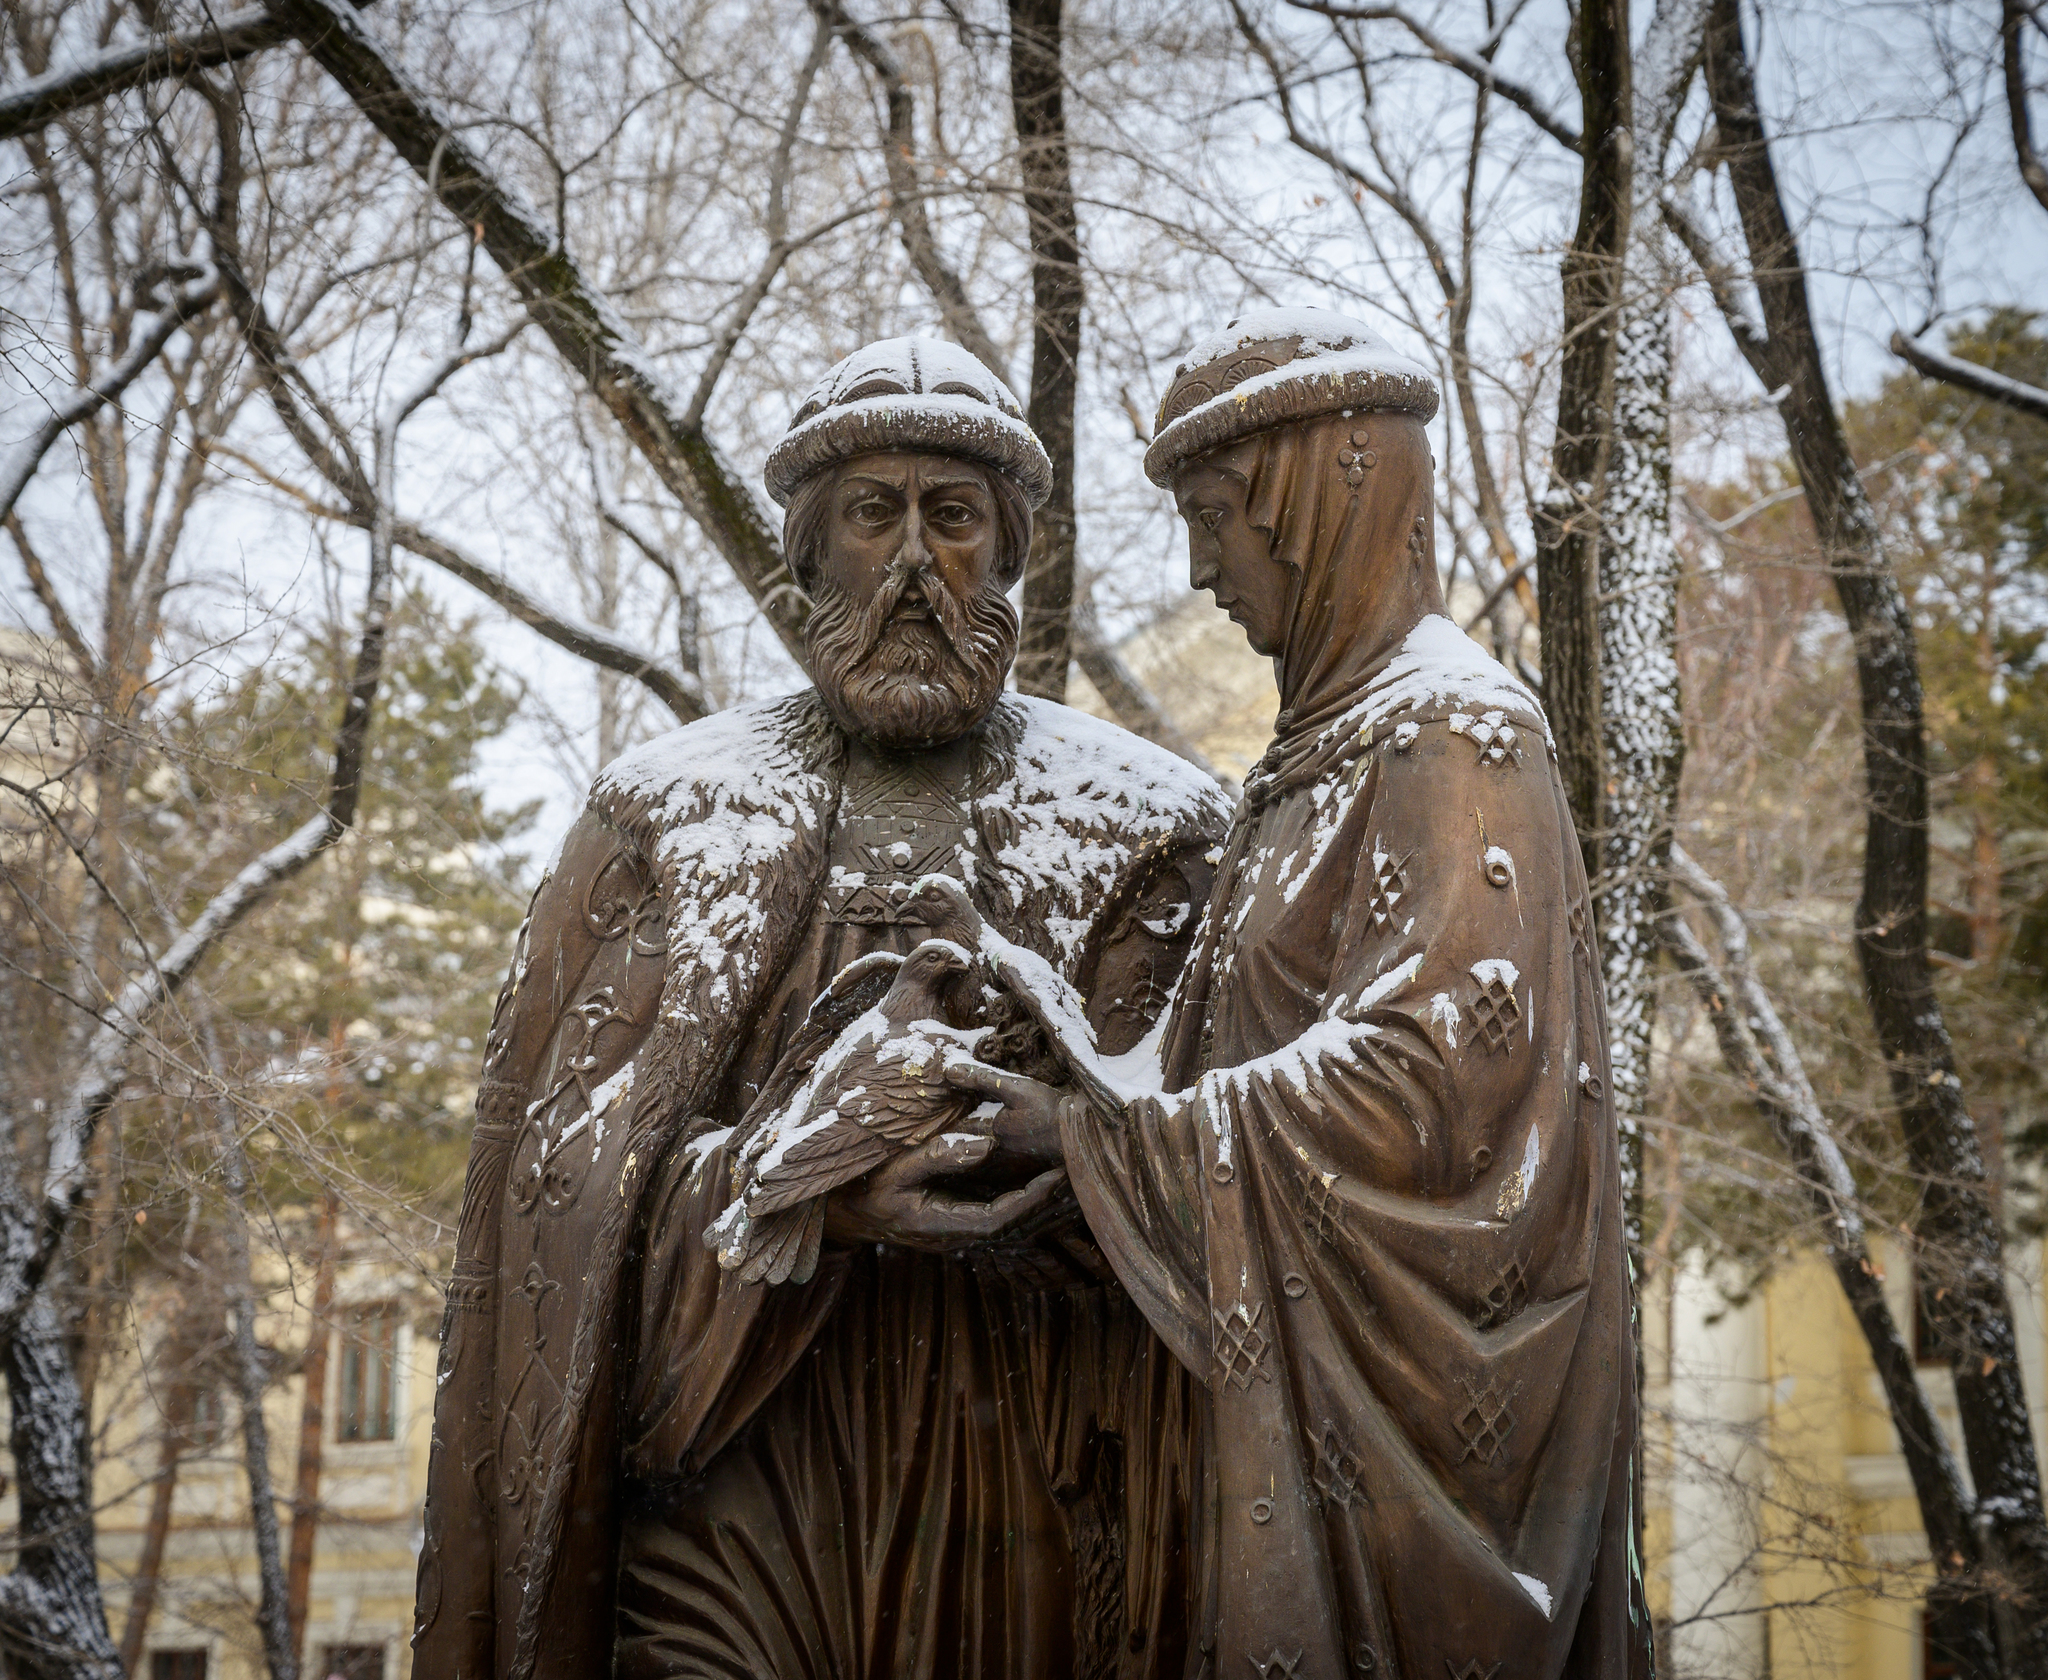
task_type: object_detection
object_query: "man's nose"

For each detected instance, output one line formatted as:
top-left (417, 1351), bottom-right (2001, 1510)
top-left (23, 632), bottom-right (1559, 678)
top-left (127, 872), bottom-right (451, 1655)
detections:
top-left (895, 507), bottom-right (934, 574)
top-left (1188, 534), bottom-right (1219, 594)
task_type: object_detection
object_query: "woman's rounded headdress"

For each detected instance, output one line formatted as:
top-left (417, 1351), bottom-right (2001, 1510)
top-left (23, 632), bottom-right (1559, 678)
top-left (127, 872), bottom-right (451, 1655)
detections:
top-left (763, 336), bottom-right (1054, 508)
top-left (1142, 306), bottom-right (1439, 486)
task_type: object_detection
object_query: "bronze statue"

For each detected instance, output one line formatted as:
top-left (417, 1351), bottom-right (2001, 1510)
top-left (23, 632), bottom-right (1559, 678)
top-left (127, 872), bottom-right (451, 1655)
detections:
top-left (411, 337), bottom-right (1231, 1680)
top-left (941, 307), bottom-right (1651, 1677)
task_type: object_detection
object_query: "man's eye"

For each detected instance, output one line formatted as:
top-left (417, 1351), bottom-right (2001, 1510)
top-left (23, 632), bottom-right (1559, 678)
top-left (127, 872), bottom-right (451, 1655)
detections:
top-left (1199, 507), bottom-right (1225, 532)
top-left (851, 500), bottom-right (893, 524)
top-left (931, 502), bottom-right (975, 527)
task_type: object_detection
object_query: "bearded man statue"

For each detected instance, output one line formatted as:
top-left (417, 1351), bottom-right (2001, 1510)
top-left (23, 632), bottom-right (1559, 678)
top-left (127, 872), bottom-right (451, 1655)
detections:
top-left (411, 338), bottom-right (1230, 1680)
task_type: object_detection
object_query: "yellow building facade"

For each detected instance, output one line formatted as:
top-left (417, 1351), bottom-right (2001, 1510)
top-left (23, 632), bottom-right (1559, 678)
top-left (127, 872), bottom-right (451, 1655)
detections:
top-left (92, 1260), bottom-right (436, 1680)
top-left (1644, 1239), bottom-right (2048, 1679)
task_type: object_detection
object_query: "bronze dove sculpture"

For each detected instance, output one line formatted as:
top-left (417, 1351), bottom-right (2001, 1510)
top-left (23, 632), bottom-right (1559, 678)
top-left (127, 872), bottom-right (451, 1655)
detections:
top-left (708, 935), bottom-right (989, 1286)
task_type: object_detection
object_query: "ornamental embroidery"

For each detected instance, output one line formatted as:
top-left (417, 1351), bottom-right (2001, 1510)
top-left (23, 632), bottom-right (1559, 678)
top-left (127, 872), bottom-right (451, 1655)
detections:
top-left (1474, 1252), bottom-right (1531, 1330)
top-left (1362, 848), bottom-right (1412, 934)
top-left (1454, 1379), bottom-right (1517, 1466)
top-left (1212, 1301), bottom-right (1275, 1389)
top-left (1314, 1421), bottom-right (1363, 1509)
top-left (1469, 967), bottom-right (1523, 1055)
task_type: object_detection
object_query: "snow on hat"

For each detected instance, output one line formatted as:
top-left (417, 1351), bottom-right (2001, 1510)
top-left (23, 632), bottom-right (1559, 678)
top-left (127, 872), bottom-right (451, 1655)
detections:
top-left (1143, 306), bottom-right (1439, 486)
top-left (763, 336), bottom-right (1054, 508)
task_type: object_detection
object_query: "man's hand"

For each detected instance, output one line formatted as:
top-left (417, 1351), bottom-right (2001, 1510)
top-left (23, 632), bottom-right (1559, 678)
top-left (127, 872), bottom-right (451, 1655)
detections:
top-left (824, 1131), bottom-right (1066, 1251)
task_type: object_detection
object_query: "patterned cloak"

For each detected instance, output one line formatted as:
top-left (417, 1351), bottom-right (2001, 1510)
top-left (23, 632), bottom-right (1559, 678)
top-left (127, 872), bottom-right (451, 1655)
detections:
top-left (411, 691), bottom-right (1229, 1680)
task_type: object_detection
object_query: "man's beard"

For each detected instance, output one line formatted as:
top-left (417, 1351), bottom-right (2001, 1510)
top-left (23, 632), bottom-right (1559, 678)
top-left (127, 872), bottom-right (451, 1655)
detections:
top-left (806, 561), bottom-right (1018, 749)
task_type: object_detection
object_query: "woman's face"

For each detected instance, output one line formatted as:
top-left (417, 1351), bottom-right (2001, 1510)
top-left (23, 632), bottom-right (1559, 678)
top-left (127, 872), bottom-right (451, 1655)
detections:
top-left (1173, 445), bottom-right (1294, 657)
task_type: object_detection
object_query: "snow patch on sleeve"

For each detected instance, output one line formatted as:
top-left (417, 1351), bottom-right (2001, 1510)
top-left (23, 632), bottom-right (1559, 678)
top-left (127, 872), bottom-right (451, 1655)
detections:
top-left (1513, 1572), bottom-right (1553, 1618)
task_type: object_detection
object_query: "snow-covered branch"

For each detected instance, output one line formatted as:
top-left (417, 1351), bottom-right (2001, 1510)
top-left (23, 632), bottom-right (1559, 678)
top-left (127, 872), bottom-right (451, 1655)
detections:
top-left (0, 324), bottom-right (498, 1330)
top-left (1667, 846), bottom-right (1859, 1221)
top-left (1657, 191), bottom-right (1774, 380)
top-left (1892, 329), bottom-right (2048, 423)
top-left (1662, 846), bottom-right (1986, 1595)
top-left (0, 274), bottom-right (218, 524)
top-left (0, 9), bottom-right (285, 143)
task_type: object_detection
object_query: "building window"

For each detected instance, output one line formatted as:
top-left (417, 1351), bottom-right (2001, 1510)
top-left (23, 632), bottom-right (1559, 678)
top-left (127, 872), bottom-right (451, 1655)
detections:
top-left (150, 1652), bottom-right (207, 1680)
top-left (1922, 1604), bottom-right (1967, 1679)
top-left (318, 1644), bottom-right (386, 1680)
top-left (337, 1307), bottom-right (398, 1443)
top-left (1911, 1257), bottom-right (1952, 1368)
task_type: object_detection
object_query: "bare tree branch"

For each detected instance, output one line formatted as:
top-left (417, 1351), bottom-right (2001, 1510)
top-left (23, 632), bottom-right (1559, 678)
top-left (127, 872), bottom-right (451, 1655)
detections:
top-left (1070, 610), bottom-right (1223, 783)
top-left (683, 16), bottom-right (834, 429)
top-left (1699, 0), bottom-right (2048, 1652)
top-left (2007, 0), bottom-right (2048, 216)
top-left (264, 0), bottom-right (812, 665)
top-left (0, 304), bottom-right (498, 1340)
top-left (0, 9), bottom-right (286, 143)
top-left (813, 0), bottom-right (1012, 382)
top-left (1892, 327), bottom-right (2048, 422)
top-left (1663, 847), bottom-right (1992, 1656)
top-left (0, 275), bottom-right (218, 524)
top-left (4, 517), bottom-right (100, 688)
top-left (207, 441), bottom-right (707, 721)
top-left (1284, 0), bottom-right (1584, 151)
top-left (1656, 189), bottom-right (1773, 379)
top-left (395, 521), bottom-right (706, 722)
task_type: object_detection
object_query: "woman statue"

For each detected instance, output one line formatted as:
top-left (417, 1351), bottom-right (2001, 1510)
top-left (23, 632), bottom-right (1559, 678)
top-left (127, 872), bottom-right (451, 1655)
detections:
top-left (952, 307), bottom-right (1648, 1678)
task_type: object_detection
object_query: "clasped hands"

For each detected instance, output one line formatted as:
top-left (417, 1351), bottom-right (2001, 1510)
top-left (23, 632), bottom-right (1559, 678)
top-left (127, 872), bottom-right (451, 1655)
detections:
top-left (822, 1041), bottom-right (1072, 1251)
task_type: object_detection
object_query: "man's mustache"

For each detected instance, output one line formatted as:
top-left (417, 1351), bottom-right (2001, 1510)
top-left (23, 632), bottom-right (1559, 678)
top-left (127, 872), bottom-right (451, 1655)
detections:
top-left (849, 556), bottom-right (980, 665)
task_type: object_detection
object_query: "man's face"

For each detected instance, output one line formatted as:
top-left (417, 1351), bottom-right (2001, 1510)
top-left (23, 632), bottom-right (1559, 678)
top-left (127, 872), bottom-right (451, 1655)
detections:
top-left (803, 450), bottom-right (1019, 749)
top-left (1174, 444), bottom-right (1294, 659)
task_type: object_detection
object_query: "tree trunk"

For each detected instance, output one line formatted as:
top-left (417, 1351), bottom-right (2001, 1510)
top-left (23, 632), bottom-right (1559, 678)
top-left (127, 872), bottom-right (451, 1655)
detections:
top-left (1702, 0), bottom-right (2048, 1662)
top-left (1534, 0), bottom-right (1633, 878)
top-left (1597, 288), bottom-right (1683, 1250)
top-left (0, 1259), bottom-right (122, 1679)
top-left (210, 1061), bottom-right (299, 1680)
top-left (116, 1377), bottom-right (192, 1675)
top-left (284, 1190), bottom-right (338, 1664)
top-left (1008, 0), bottom-right (1083, 701)
top-left (115, 1289), bottom-right (223, 1674)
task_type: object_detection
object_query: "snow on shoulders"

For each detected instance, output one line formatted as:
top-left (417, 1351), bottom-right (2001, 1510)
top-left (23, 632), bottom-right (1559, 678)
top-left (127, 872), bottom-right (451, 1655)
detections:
top-left (1005, 695), bottom-right (1230, 826)
top-left (593, 694), bottom-right (804, 810)
top-left (1343, 615), bottom-right (1549, 747)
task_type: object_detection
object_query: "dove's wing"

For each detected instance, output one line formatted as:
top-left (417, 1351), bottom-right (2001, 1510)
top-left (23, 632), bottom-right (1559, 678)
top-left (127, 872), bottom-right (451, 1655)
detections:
top-left (737, 1199), bottom-right (821, 1286)
top-left (746, 1124), bottom-right (897, 1214)
top-left (835, 1066), bottom-right (967, 1139)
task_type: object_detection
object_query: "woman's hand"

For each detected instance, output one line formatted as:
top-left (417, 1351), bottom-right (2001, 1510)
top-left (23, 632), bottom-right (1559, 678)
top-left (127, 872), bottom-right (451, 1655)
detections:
top-left (940, 1059), bottom-right (1067, 1164)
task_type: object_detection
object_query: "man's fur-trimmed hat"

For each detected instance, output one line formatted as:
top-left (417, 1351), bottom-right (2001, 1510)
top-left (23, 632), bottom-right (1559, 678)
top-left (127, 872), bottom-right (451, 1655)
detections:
top-left (764, 337), bottom-right (1054, 508)
top-left (1143, 306), bottom-right (1440, 487)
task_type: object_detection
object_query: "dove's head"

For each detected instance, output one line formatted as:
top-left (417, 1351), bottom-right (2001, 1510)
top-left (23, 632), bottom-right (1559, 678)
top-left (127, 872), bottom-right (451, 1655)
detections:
top-left (891, 938), bottom-right (985, 1029)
